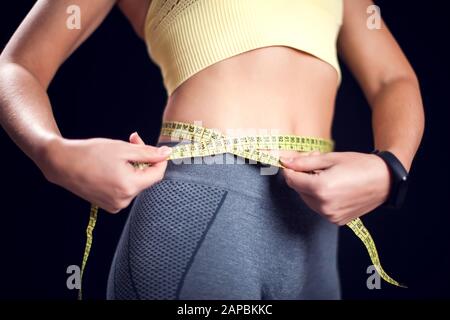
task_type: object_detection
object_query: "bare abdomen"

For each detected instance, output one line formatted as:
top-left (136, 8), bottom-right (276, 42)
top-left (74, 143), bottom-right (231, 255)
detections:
top-left (160, 46), bottom-right (339, 141)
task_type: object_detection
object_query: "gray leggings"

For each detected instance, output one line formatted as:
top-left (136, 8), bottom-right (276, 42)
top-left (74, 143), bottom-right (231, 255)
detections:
top-left (107, 142), bottom-right (340, 300)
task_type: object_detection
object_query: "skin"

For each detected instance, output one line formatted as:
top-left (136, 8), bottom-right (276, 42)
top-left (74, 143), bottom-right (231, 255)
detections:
top-left (0, 0), bottom-right (424, 223)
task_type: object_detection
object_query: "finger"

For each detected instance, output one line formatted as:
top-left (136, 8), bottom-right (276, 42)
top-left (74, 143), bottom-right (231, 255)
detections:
top-left (297, 192), bottom-right (321, 213)
top-left (297, 192), bottom-right (330, 221)
top-left (132, 160), bottom-right (168, 190)
top-left (127, 144), bottom-right (172, 163)
top-left (282, 168), bottom-right (318, 195)
top-left (280, 153), bottom-right (334, 172)
top-left (129, 131), bottom-right (145, 145)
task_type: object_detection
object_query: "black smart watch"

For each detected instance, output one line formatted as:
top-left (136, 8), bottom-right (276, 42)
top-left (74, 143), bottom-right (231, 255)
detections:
top-left (371, 149), bottom-right (409, 209)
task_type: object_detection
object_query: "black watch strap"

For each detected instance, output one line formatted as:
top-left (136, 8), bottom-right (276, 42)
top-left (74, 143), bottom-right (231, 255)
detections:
top-left (371, 149), bottom-right (409, 209)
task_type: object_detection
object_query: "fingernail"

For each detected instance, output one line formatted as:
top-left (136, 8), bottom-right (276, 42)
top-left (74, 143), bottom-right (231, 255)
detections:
top-left (280, 156), bottom-right (293, 163)
top-left (158, 146), bottom-right (172, 155)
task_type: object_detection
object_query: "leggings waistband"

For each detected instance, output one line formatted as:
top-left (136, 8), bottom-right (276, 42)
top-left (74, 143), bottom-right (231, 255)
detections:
top-left (156, 141), bottom-right (302, 207)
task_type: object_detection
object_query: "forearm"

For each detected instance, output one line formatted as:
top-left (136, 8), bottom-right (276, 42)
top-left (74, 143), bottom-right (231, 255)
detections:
top-left (0, 61), bottom-right (63, 168)
top-left (370, 76), bottom-right (424, 172)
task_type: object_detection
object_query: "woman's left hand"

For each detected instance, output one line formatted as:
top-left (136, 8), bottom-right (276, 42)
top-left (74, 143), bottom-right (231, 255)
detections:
top-left (281, 151), bottom-right (392, 225)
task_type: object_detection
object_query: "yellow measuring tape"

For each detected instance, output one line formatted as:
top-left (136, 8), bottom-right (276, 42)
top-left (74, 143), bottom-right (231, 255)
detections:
top-left (78, 121), bottom-right (405, 299)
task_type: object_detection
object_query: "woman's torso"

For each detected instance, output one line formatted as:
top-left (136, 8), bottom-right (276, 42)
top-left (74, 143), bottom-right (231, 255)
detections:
top-left (123, 0), bottom-right (340, 143)
top-left (162, 45), bottom-right (338, 141)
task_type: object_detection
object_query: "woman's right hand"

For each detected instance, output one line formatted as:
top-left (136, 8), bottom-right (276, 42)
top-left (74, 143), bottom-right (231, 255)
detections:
top-left (38, 132), bottom-right (172, 213)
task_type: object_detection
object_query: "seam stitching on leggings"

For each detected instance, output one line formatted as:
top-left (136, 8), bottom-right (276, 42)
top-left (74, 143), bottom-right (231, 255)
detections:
top-left (113, 251), bottom-right (118, 299)
top-left (175, 190), bottom-right (228, 299)
top-left (126, 207), bottom-right (141, 299)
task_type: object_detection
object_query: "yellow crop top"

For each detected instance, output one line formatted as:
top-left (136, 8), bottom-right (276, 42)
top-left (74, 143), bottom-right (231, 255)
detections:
top-left (144, 0), bottom-right (344, 96)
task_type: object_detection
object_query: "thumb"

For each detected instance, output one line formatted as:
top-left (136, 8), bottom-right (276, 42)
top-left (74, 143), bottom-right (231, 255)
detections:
top-left (280, 153), bottom-right (334, 172)
top-left (128, 144), bottom-right (172, 163)
top-left (129, 131), bottom-right (145, 145)
top-left (132, 160), bottom-right (168, 190)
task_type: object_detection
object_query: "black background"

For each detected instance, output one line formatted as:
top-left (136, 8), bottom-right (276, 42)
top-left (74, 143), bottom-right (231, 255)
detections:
top-left (0, 1), bottom-right (449, 300)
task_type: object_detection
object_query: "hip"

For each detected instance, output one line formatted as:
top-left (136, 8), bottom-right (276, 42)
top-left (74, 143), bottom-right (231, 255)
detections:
top-left (109, 142), bottom-right (340, 299)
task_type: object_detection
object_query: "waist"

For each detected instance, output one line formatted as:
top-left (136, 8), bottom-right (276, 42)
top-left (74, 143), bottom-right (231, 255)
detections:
top-left (161, 100), bottom-right (335, 143)
top-left (156, 121), bottom-right (334, 172)
top-left (160, 46), bottom-right (337, 140)
top-left (154, 120), bottom-right (333, 205)
top-left (156, 141), bottom-right (303, 208)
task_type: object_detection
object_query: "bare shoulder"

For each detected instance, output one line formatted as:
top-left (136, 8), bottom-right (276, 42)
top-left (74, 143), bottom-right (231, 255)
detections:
top-left (117, 0), bottom-right (151, 40)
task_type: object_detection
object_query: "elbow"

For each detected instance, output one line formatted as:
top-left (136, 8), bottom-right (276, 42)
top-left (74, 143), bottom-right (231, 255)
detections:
top-left (384, 63), bottom-right (420, 90)
top-left (0, 56), bottom-right (10, 74)
top-left (371, 68), bottom-right (425, 133)
top-left (381, 66), bottom-right (420, 92)
top-left (0, 60), bottom-right (23, 85)
top-left (0, 58), bottom-right (50, 91)
top-left (0, 50), bottom-right (17, 71)
top-left (368, 69), bottom-right (421, 106)
top-left (389, 71), bottom-right (420, 90)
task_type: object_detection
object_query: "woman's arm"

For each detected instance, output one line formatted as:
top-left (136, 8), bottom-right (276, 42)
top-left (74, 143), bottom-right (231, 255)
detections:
top-left (0, 0), bottom-right (116, 164)
top-left (0, 0), bottom-right (171, 213)
top-left (338, 0), bottom-right (424, 172)
top-left (281, 0), bottom-right (424, 225)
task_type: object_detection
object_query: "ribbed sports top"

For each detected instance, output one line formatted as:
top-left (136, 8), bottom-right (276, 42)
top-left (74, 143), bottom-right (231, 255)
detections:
top-left (144, 0), bottom-right (344, 96)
